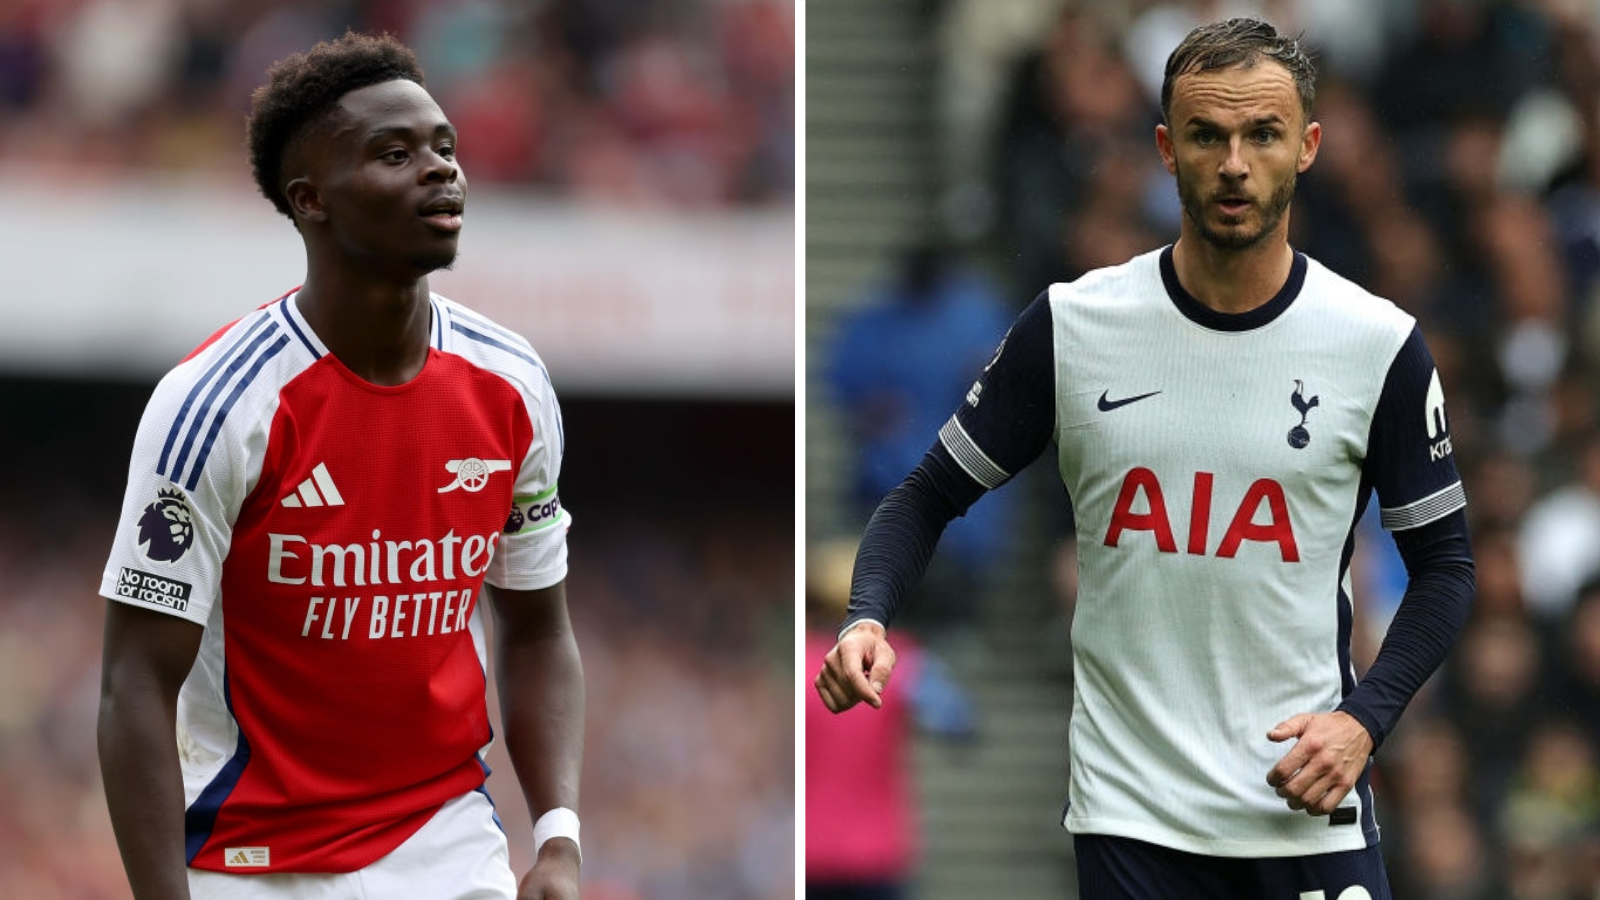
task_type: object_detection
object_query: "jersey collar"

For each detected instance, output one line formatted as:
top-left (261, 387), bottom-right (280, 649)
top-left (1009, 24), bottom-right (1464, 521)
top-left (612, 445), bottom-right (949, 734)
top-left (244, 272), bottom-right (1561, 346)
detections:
top-left (280, 290), bottom-right (330, 358)
top-left (1159, 244), bottom-right (1307, 332)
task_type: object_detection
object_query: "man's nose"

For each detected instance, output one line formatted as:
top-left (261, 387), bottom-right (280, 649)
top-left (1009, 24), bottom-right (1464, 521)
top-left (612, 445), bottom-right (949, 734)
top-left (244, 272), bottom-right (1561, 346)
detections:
top-left (1220, 138), bottom-right (1248, 178)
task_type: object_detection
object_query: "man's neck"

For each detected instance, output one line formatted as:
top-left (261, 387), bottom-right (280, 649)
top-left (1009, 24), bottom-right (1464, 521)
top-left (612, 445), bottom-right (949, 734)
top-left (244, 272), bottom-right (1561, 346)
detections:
top-left (294, 269), bottom-right (434, 387)
top-left (1170, 234), bottom-right (1295, 315)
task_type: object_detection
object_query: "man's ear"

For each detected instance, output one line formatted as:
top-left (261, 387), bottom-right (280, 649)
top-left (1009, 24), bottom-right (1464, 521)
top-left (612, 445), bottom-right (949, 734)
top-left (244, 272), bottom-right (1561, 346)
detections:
top-left (285, 176), bottom-right (326, 225)
top-left (1155, 123), bottom-right (1178, 176)
top-left (1298, 121), bottom-right (1322, 174)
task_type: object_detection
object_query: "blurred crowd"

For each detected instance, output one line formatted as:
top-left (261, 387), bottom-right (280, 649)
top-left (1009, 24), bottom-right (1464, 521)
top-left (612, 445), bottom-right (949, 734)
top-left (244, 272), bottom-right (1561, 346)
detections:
top-left (0, 0), bottom-right (794, 206)
top-left (819, 0), bottom-right (1600, 896)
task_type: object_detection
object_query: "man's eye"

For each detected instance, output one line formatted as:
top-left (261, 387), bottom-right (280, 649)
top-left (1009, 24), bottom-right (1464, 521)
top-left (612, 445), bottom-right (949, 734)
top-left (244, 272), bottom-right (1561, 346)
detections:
top-left (381, 149), bottom-right (408, 162)
top-left (439, 145), bottom-right (456, 158)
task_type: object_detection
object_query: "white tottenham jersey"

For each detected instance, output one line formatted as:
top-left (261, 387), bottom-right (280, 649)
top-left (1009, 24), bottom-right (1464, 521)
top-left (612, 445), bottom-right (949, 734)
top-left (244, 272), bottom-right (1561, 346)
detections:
top-left (939, 246), bottom-right (1464, 857)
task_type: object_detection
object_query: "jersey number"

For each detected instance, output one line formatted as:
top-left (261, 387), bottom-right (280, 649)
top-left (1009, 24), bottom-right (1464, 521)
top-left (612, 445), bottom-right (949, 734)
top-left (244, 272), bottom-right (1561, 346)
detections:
top-left (1299, 889), bottom-right (1374, 900)
top-left (1104, 468), bottom-right (1300, 562)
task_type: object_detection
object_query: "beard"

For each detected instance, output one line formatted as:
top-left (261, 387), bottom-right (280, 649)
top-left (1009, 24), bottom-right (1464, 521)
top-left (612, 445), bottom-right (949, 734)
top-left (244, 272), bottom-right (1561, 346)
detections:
top-left (1176, 163), bottom-right (1297, 250)
top-left (416, 254), bottom-right (457, 274)
top-left (409, 242), bottom-right (460, 275)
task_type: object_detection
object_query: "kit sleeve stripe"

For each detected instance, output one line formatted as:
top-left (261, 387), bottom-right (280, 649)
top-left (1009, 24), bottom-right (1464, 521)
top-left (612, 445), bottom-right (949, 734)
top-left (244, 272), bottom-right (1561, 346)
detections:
top-left (1380, 481), bottom-right (1466, 531)
top-left (184, 334), bottom-right (291, 491)
top-left (938, 416), bottom-right (1009, 490)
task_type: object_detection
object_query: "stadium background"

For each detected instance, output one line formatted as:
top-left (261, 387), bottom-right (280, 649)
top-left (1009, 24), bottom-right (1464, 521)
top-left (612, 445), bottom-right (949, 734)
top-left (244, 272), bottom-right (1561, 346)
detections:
top-left (808, 0), bottom-right (1600, 898)
top-left (0, 1), bottom-right (794, 899)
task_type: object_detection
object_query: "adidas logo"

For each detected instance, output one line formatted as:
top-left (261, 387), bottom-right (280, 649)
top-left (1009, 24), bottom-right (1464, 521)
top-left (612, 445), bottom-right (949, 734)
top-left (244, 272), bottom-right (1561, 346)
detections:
top-left (224, 846), bottom-right (270, 867)
top-left (281, 462), bottom-right (344, 508)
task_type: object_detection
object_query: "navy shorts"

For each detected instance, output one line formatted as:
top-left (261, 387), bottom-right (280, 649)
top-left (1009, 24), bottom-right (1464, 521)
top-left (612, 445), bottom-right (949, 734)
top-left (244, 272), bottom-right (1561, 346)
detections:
top-left (1074, 834), bottom-right (1392, 900)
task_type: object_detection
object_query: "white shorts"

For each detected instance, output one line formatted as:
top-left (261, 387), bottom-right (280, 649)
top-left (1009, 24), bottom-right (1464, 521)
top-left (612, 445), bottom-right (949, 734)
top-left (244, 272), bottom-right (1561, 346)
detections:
top-left (188, 789), bottom-right (517, 900)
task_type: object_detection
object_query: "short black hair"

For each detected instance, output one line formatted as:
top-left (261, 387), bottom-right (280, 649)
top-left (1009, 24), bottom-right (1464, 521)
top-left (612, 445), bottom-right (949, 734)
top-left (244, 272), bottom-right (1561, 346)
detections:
top-left (1160, 18), bottom-right (1316, 124)
top-left (246, 31), bottom-right (426, 220)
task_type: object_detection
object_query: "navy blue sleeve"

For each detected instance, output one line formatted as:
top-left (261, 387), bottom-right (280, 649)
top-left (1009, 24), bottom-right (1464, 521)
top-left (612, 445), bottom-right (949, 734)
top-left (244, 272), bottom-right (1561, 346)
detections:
top-left (1335, 325), bottom-right (1474, 748)
top-left (945, 291), bottom-right (1058, 483)
top-left (840, 293), bottom-right (1056, 632)
top-left (1336, 508), bottom-right (1474, 748)
top-left (1367, 326), bottom-right (1466, 526)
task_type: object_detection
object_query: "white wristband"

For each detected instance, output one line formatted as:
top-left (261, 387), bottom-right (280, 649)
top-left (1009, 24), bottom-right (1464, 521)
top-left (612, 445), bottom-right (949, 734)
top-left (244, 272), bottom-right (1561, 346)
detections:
top-left (533, 807), bottom-right (581, 862)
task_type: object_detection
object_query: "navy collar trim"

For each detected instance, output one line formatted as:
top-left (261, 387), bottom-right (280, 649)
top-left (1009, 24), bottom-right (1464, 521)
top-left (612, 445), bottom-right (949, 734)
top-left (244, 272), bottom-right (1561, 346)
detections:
top-left (1159, 244), bottom-right (1307, 332)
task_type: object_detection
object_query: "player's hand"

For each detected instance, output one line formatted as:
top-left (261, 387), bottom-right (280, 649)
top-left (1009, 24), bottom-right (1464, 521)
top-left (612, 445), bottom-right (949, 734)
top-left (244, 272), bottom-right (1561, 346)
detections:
top-left (517, 839), bottom-right (580, 900)
top-left (815, 621), bottom-right (897, 712)
top-left (1265, 711), bottom-right (1374, 816)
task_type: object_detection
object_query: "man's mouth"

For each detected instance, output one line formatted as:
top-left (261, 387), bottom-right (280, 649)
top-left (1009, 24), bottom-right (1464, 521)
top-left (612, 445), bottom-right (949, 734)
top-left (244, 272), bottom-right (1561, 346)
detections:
top-left (1216, 197), bottom-right (1251, 216)
top-left (420, 196), bottom-right (465, 232)
top-left (422, 211), bottom-right (464, 232)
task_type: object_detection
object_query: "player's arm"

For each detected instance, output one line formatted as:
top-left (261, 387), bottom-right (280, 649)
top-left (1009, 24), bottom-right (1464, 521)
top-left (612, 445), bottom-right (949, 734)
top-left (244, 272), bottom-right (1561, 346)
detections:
top-left (1267, 510), bottom-right (1473, 813)
top-left (814, 450), bottom-right (983, 712)
top-left (1267, 326), bottom-right (1474, 814)
top-left (817, 292), bottom-right (1057, 713)
top-left (1337, 509), bottom-right (1474, 736)
top-left (1338, 326), bottom-right (1475, 743)
top-left (98, 600), bottom-right (204, 900)
top-left (489, 581), bottom-right (583, 900)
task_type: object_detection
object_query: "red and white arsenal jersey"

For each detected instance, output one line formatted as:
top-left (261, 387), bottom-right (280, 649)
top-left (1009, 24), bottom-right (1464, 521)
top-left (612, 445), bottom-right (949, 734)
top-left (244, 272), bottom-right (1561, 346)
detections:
top-left (100, 289), bottom-right (571, 873)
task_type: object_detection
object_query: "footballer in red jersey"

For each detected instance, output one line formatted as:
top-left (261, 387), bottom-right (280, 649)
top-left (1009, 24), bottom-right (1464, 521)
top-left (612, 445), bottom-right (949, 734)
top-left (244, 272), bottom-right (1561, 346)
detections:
top-left (98, 33), bottom-right (583, 900)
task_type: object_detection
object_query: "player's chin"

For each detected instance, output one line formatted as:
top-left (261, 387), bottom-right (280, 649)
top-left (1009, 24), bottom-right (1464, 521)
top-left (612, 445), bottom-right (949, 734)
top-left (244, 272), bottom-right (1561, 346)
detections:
top-left (410, 243), bottom-right (460, 274)
top-left (1201, 219), bottom-right (1270, 250)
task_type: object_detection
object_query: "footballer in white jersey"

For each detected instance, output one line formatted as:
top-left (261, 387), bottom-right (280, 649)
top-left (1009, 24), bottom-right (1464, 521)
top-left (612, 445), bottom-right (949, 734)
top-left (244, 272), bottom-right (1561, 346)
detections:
top-left (816, 17), bottom-right (1473, 900)
top-left (945, 246), bottom-right (1463, 856)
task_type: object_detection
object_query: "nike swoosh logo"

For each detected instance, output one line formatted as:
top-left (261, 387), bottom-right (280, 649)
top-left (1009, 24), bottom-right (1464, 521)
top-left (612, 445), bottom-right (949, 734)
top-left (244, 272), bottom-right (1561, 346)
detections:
top-left (1097, 390), bottom-right (1162, 412)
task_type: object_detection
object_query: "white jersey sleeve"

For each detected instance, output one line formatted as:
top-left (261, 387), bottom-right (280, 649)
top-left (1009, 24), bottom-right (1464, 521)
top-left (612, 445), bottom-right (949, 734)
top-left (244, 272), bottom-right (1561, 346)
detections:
top-left (435, 297), bottom-right (572, 591)
top-left (99, 309), bottom-right (291, 626)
